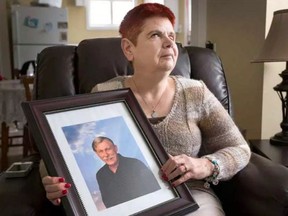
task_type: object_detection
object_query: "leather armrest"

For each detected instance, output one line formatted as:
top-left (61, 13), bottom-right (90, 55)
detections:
top-left (215, 153), bottom-right (288, 216)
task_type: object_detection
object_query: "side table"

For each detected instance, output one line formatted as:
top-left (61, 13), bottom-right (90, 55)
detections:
top-left (249, 139), bottom-right (288, 167)
top-left (0, 155), bottom-right (66, 216)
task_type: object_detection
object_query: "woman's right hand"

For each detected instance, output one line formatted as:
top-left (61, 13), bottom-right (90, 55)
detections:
top-left (42, 176), bottom-right (72, 206)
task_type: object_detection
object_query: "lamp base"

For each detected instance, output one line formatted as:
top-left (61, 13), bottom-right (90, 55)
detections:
top-left (270, 131), bottom-right (288, 145)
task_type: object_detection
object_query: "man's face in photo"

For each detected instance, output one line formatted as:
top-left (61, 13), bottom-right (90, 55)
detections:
top-left (95, 140), bottom-right (118, 166)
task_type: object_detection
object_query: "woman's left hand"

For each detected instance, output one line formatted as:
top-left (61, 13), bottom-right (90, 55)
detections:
top-left (161, 154), bottom-right (214, 187)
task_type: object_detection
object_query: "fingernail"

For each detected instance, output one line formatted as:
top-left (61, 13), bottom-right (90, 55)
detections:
top-left (62, 190), bottom-right (67, 195)
top-left (65, 183), bottom-right (71, 188)
top-left (172, 183), bottom-right (176, 187)
top-left (162, 174), bottom-right (168, 181)
top-left (58, 177), bottom-right (65, 183)
top-left (56, 199), bottom-right (61, 205)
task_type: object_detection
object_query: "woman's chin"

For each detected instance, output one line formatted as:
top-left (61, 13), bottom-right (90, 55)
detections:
top-left (160, 64), bottom-right (175, 73)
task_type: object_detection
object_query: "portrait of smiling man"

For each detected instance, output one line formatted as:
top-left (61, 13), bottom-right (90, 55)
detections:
top-left (92, 136), bottom-right (161, 209)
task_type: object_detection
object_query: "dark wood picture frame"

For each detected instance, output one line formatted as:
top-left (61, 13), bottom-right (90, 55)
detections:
top-left (22, 89), bottom-right (199, 216)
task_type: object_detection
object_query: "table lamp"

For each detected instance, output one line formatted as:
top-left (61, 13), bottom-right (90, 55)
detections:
top-left (253, 9), bottom-right (288, 145)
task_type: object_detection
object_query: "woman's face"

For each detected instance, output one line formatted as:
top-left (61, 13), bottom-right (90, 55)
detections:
top-left (128, 17), bottom-right (178, 75)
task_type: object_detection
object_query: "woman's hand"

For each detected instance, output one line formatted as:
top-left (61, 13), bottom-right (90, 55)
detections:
top-left (161, 154), bottom-right (214, 187)
top-left (42, 176), bottom-right (71, 206)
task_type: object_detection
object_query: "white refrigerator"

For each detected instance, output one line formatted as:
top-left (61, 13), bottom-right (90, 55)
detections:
top-left (11, 5), bottom-right (68, 69)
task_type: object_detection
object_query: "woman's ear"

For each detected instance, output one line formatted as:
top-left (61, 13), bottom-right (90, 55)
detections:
top-left (121, 38), bottom-right (134, 61)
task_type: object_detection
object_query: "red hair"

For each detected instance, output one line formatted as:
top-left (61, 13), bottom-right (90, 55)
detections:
top-left (119, 3), bottom-right (175, 45)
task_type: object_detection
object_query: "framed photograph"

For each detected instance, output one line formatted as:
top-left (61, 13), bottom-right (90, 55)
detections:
top-left (22, 89), bottom-right (199, 216)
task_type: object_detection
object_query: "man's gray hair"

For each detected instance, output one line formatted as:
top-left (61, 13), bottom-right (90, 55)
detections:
top-left (92, 136), bottom-right (115, 151)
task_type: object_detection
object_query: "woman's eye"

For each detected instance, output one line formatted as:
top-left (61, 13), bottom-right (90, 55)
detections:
top-left (151, 32), bottom-right (161, 38)
top-left (169, 35), bottom-right (175, 41)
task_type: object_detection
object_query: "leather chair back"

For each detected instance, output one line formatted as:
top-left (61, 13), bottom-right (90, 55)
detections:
top-left (35, 37), bottom-right (232, 115)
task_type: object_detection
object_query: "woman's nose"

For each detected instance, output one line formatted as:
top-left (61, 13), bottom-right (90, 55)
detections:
top-left (163, 36), bottom-right (174, 48)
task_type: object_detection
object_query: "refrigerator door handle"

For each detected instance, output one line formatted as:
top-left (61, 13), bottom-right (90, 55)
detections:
top-left (12, 10), bottom-right (20, 44)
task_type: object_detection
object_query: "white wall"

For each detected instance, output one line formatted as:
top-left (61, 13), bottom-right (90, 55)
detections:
top-left (261, 0), bottom-right (288, 139)
top-left (190, 0), bottom-right (207, 47)
top-left (206, 0), bottom-right (265, 139)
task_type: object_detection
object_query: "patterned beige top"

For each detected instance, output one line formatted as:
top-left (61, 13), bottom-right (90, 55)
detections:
top-left (91, 76), bottom-right (251, 183)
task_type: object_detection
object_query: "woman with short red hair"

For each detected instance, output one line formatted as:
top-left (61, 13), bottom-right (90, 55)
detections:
top-left (42, 3), bottom-right (250, 215)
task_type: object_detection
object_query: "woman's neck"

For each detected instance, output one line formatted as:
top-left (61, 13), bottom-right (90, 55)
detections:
top-left (129, 74), bottom-right (170, 94)
top-left (125, 75), bottom-right (173, 119)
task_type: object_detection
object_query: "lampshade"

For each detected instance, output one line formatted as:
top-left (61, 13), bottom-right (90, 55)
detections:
top-left (253, 9), bottom-right (288, 63)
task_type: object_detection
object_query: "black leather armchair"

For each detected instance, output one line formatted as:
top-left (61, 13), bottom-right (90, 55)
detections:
top-left (29, 38), bottom-right (288, 216)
